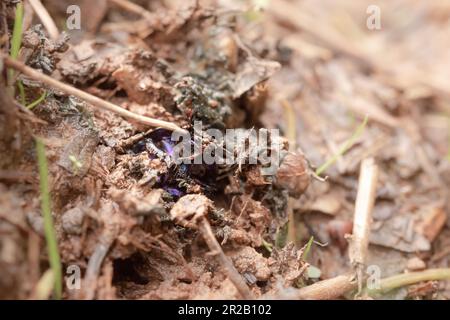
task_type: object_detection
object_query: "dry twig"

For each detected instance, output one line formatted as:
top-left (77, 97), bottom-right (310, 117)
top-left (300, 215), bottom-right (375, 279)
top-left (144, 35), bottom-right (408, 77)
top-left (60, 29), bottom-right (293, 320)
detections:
top-left (198, 218), bottom-right (254, 300)
top-left (348, 158), bottom-right (379, 293)
top-left (279, 268), bottom-right (450, 299)
top-left (264, 273), bottom-right (356, 300)
top-left (28, 0), bottom-right (59, 40)
top-left (82, 241), bottom-right (112, 300)
top-left (107, 0), bottom-right (154, 21)
top-left (368, 268), bottom-right (450, 296)
top-left (2, 55), bottom-right (187, 133)
top-left (296, 274), bottom-right (356, 299)
top-left (171, 195), bottom-right (254, 299)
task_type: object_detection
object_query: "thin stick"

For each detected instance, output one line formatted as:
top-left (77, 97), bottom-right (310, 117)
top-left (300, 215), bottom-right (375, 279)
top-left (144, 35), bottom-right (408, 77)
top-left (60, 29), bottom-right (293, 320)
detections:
top-left (23, 1), bottom-right (34, 32)
top-left (280, 99), bottom-right (298, 244)
top-left (296, 274), bottom-right (356, 299)
top-left (367, 268), bottom-right (450, 295)
top-left (82, 241), bottom-right (112, 300)
top-left (107, 0), bottom-right (154, 20)
top-left (3, 55), bottom-right (187, 133)
top-left (198, 218), bottom-right (254, 300)
top-left (315, 115), bottom-right (368, 176)
top-left (28, 0), bottom-right (59, 40)
top-left (275, 267), bottom-right (450, 300)
top-left (348, 158), bottom-right (378, 293)
top-left (266, 273), bottom-right (356, 299)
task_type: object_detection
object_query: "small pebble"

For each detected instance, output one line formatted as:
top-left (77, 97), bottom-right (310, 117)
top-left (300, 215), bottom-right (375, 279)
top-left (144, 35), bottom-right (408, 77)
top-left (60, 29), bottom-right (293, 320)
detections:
top-left (406, 257), bottom-right (426, 271)
top-left (61, 207), bottom-right (85, 235)
top-left (26, 212), bottom-right (44, 236)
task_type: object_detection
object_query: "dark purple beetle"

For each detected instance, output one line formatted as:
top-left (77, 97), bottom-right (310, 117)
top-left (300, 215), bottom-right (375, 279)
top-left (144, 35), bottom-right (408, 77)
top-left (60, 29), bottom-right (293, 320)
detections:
top-left (132, 128), bottom-right (217, 198)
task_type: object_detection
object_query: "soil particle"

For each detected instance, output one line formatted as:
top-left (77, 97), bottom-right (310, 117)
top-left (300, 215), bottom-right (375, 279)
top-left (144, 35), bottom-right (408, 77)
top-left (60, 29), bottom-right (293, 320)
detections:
top-left (57, 128), bottom-right (99, 176)
top-left (229, 195), bottom-right (271, 247)
top-left (170, 194), bottom-right (213, 227)
top-left (111, 60), bottom-right (175, 108)
top-left (109, 188), bottom-right (165, 216)
top-left (406, 257), bottom-right (427, 271)
top-left (61, 207), bottom-right (85, 235)
top-left (26, 211), bottom-right (44, 236)
top-left (229, 246), bottom-right (271, 282)
top-left (93, 145), bottom-right (116, 172)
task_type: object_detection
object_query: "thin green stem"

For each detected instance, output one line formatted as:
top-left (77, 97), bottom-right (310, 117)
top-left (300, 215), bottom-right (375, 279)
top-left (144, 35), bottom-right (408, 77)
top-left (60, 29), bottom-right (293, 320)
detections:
top-left (447, 116), bottom-right (450, 161)
top-left (17, 81), bottom-right (26, 105)
top-left (27, 91), bottom-right (47, 110)
top-left (8, 1), bottom-right (24, 91)
top-left (302, 236), bottom-right (314, 261)
top-left (366, 268), bottom-right (450, 296)
top-left (315, 115), bottom-right (369, 176)
top-left (36, 138), bottom-right (62, 300)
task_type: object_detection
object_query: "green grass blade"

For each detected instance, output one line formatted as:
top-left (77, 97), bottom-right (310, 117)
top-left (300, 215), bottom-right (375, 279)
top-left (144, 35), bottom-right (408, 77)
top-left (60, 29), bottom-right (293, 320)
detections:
top-left (17, 80), bottom-right (26, 105)
top-left (27, 91), bottom-right (47, 110)
top-left (8, 1), bottom-right (24, 88)
top-left (302, 236), bottom-right (314, 261)
top-left (36, 138), bottom-right (62, 300)
top-left (447, 116), bottom-right (450, 161)
top-left (10, 2), bottom-right (24, 59)
top-left (315, 115), bottom-right (369, 176)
